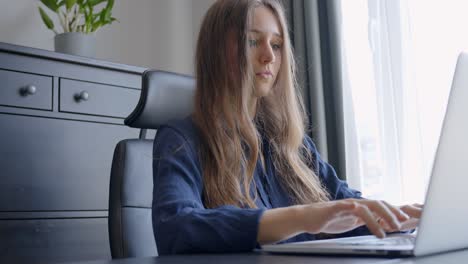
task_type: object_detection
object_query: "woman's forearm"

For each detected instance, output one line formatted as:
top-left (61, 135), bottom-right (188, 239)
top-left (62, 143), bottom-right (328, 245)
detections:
top-left (257, 205), bottom-right (306, 245)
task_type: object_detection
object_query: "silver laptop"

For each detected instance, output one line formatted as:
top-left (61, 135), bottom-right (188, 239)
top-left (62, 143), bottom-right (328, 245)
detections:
top-left (261, 52), bottom-right (468, 257)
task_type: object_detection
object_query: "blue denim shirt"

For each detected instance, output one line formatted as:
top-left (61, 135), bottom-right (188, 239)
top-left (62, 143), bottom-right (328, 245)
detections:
top-left (152, 117), bottom-right (370, 255)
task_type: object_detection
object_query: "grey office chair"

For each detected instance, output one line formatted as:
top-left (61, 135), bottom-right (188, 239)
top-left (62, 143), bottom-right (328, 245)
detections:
top-left (108, 70), bottom-right (195, 258)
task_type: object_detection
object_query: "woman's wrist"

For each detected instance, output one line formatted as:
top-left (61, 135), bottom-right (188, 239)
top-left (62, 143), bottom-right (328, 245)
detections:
top-left (257, 205), bottom-right (308, 245)
top-left (290, 205), bottom-right (307, 233)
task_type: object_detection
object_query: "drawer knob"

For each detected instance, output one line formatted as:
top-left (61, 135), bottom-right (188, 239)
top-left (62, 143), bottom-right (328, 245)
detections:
top-left (74, 91), bottom-right (89, 102)
top-left (20, 85), bottom-right (37, 96)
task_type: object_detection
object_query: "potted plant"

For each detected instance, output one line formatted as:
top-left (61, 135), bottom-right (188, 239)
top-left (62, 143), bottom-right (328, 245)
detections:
top-left (38, 0), bottom-right (117, 57)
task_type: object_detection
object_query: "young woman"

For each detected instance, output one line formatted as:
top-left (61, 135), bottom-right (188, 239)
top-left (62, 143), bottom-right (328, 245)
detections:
top-left (152, 0), bottom-right (422, 255)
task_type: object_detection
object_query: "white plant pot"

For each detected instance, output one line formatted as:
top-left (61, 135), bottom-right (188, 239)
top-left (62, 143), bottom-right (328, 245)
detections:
top-left (54, 32), bottom-right (96, 57)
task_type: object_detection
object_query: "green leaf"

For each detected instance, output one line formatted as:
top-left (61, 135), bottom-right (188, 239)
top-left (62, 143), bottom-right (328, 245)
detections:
top-left (40, 0), bottom-right (60, 12)
top-left (84, 7), bottom-right (93, 33)
top-left (91, 21), bottom-right (101, 32)
top-left (65, 0), bottom-right (77, 11)
top-left (78, 5), bottom-right (85, 14)
top-left (104, 0), bottom-right (114, 22)
top-left (101, 16), bottom-right (117, 27)
top-left (101, 2), bottom-right (112, 22)
top-left (38, 7), bottom-right (55, 30)
top-left (105, 0), bottom-right (114, 10)
top-left (88, 0), bottom-right (106, 7)
top-left (105, 9), bottom-right (112, 21)
top-left (58, 0), bottom-right (66, 7)
top-left (99, 7), bottom-right (111, 23)
top-left (86, 3), bottom-right (93, 13)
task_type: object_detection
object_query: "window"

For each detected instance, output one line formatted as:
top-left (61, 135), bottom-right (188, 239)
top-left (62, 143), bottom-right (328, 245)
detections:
top-left (339, 0), bottom-right (468, 204)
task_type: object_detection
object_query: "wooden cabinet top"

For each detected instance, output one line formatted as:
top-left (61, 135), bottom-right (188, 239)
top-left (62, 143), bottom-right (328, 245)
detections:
top-left (0, 42), bottom-right (147, 75)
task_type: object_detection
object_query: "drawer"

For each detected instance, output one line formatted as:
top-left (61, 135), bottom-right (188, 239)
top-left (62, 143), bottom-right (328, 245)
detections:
top-left (0, 69), bottom-right (52, 110)
top-left (0, 218), bottom-right (110, 263)
top-left (59, 78), bottom-right (140, 118)
top-left (0, 114), bottom-right (138, 211)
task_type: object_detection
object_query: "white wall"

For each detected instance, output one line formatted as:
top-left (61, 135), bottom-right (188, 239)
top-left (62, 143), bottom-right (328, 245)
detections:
top-left (0, 0), bottom-right (216, 75)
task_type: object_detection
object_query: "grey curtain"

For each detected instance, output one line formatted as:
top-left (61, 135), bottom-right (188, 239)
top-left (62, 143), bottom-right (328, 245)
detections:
top-left (282, 0), bottom-right (347, 180)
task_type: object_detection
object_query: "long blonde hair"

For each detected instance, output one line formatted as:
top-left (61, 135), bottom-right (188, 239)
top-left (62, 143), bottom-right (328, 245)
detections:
top-left (193, 0), bottom-right (330, 209)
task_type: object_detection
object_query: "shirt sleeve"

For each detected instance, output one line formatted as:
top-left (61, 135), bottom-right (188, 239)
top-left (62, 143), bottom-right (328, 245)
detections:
top-left (152, 125), bottom-right (265, 255)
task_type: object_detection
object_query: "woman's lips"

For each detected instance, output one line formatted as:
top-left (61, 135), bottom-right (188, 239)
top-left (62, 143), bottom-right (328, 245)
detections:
top-left (256, 71), bottom-right (272, 78)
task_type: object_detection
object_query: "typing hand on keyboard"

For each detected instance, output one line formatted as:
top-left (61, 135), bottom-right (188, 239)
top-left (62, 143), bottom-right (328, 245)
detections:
top-left (299, 199), bottom-right (414, 239)
top-left (398, 204), bottom-right (423, 231)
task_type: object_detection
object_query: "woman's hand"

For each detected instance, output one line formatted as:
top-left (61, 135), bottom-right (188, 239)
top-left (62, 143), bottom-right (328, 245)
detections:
top-left (298, 199), bottom-right (416, 238)
top-left (370, 203), bottom-right (423, 232)
top-left (398, 203), bottom-right (423, 231)
top-left (257, 199), bottom-right (423, 245)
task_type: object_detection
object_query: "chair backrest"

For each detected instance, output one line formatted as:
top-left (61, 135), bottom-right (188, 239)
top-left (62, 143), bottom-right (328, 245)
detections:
top-left (108, 70), bottom-right (195, 258)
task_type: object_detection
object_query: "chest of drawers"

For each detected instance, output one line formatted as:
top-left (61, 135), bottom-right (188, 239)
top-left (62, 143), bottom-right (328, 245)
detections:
top-left (0, 42), bottom-right (146, 263)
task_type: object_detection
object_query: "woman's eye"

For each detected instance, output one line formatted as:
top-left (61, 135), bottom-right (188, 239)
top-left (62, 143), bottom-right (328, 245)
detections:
top-left (271, 43), bottom-right (282, 51)
top-left (248, 39), bottom-right (258, 47)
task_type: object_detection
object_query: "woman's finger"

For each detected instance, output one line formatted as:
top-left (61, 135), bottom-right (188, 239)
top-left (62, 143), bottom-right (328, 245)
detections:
top-left (361, 200), bottom-right (402, 231)
top-left (376, 217), bottom-right (398, 232)
top-left (381, 201), bottom-right (410, 222)
top-left (351, 203), bottom-right (386, 238)
top-left (400, 204), bottom-right (423, 219)
top-left (401, 218), bottom-right (420, 231)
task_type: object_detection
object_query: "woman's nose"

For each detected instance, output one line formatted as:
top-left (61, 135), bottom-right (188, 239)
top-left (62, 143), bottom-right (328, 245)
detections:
top-left (259, 44), bottom-right (275, 64)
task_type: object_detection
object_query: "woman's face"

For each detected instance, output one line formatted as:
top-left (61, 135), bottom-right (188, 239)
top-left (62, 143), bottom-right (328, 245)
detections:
top-left (248, 6), bottom-right (283, 98)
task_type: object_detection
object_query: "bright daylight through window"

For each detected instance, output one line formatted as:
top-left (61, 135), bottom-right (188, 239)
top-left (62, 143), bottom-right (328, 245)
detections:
top-left (339, 0), bottom-right (468, 205)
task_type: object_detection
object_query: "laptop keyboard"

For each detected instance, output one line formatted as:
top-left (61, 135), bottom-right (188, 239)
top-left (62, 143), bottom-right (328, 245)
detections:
top-left (334, 236), bottom-right (415, 247)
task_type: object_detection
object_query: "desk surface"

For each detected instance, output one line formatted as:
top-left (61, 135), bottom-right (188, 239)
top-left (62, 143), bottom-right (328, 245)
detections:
top-left (62, 249), bottom-right (468, 264)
